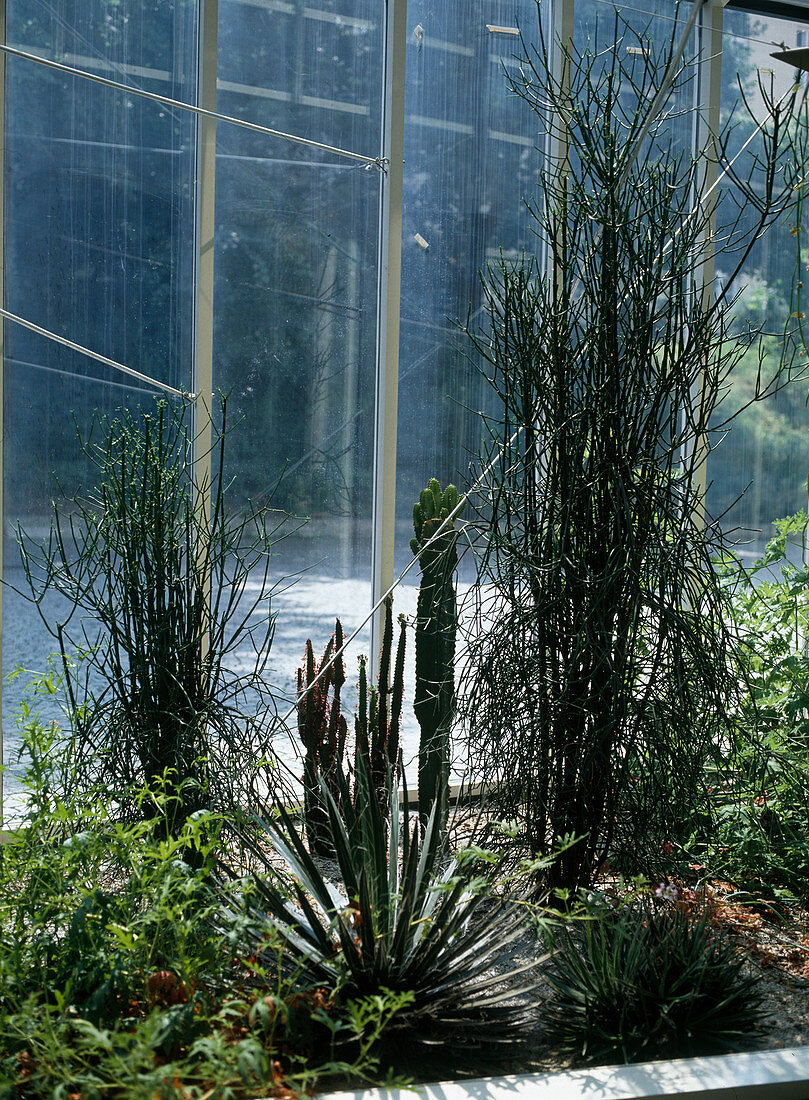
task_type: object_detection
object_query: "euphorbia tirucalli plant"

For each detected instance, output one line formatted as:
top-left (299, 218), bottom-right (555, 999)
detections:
top-left (459, 12), bottom-right (809, 894)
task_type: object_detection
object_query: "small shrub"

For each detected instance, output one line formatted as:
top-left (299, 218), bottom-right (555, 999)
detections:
top-left (696, 513), bottom-right (809, 899)
top-left (459, 13), bottom-right (806, 896)
top-left (545, 897), bottom-right (764, 1063)
top-left (1, 761), bottom-right (231, 1030)
top-left (14, 396), bottom-right (291, 833)
top-left (0, 703), bottom-right (409, 1097)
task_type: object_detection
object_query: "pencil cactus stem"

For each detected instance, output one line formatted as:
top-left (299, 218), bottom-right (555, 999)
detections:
top-left (377, 595), bottom-right (393, 759)
top-left (355, 655), bottom-right (370, 767)
top-left (388, 614), bottom-right (407, 770)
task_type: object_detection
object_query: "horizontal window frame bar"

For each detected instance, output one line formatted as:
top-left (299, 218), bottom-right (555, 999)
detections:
top-left (726, 0), bottom-right (809, 21)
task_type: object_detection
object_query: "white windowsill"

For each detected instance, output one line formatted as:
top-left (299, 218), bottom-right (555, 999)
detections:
top-left (318, 1046), bottom-right (809, 1100)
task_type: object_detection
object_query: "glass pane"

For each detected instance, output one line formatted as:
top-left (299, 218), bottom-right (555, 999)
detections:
top-left (396, 0), bottom-right (544, 582)
top-left (7, 0), bottom-right (197, 104)
top-left (214, 0), bottom-right (383, 722)
top-left (705, 9), bottom-right (809, 557)
top-left (3, 0), bottom-right (199, 813)
top-left (4, 0), bottom-right (197, 392)
top-left (393, 1), bottom-right (545, 775)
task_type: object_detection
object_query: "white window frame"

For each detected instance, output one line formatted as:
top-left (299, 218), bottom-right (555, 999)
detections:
top-left (0, 0), bottom-right (803, 827)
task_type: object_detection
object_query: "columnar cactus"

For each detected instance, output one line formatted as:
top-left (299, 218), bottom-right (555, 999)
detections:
top-left (354, 593), bottom-right (406, 809)
top-left (296, 619), bottom-right (348, 855)
top-left (411, 478), bottom-right (464, 829)
top-left (298, 600), bottom-right (405, 852)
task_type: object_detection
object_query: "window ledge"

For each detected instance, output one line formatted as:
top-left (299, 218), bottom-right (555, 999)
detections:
top-left (318, 1046), bottom-right (809, 1100)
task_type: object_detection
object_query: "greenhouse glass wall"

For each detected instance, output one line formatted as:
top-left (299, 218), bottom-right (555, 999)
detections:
top-left (1, 0), bottom-right (807, 815)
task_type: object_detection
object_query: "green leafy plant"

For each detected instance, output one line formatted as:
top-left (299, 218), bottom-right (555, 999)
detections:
top-left (233, 755), bottom-right (541, 1075)
top-left (14, 396), bottom-right (290, 832)
top-left (0, 690), bottom-right (411, 1098)
top-left (1, 719), bottom-right (228, 1021)
top-left (411, 478), bottom-right (464, 830)
top-left (686, 513), bottom-right (809, 898)
top-left (545, 897), bottom-right (764, 1063)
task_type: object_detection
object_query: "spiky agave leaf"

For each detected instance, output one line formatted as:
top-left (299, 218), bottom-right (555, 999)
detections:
top-left (241, 756), bottom-right (544, 1072)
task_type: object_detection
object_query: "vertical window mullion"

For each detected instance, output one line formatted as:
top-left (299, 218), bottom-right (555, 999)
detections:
top-left (546, 0), bottom-right (575, 251)
top-left (0, 0), bottom-right (6, 829)
top-left (193, 0), bottom-right (218, 653)
top-left (690, 1), bottom-right (723, 505)
top-left (370, 0), bottom-right (407, 657)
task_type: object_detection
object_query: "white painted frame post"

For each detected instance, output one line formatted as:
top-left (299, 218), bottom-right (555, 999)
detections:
top-left (547, 0), bottom-right (575, 211)
top-left (696, 0), bottom-right (723, 502)
top-left (193, 0), bottom-right (218, 653)
top-left (370, 0), bottom-right (407, 660)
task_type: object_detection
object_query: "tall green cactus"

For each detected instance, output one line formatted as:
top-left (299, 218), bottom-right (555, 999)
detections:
top-left (411, 478), bottom-right (464, 829)
top-left (354, 593), bottom-right (406, 808)
top-left (296, 619), bottom-right (348, 855)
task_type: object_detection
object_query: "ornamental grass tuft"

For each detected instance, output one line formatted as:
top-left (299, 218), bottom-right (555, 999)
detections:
top-left (545, 896), bottom-right (765, 1064)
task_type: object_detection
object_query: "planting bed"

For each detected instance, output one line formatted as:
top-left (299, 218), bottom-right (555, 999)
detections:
top-left (376, 875), bottom-right (809, 1083)
top-left (491, 882), bottom-right (809, 1078)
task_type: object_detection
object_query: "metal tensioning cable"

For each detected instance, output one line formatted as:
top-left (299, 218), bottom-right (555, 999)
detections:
top-left (0, 42), bottom-right (387, 172)
top-left (0, 308), bottom-right (193, 399)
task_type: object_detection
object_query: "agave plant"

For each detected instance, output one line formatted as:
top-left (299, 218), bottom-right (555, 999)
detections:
top-left (545, 896), bottom-right (765, 1063)
top-left (233, 757), bottom-right (541, 1073)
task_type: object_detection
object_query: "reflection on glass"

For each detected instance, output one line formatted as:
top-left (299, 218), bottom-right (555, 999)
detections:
top-left (396, 0), bottom-right (543, 579)
top-left (214, 0), bottom-right (383, 656)
top-left (706, 10), bottom-right (809, 554)
top-left (4, 0), bottom-right (197, 524)
top-left (7, 0), bottom-right (197, 104)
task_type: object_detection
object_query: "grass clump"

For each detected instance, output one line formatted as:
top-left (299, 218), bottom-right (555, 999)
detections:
top-left (545, 895), bottom-right (764, 1064)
